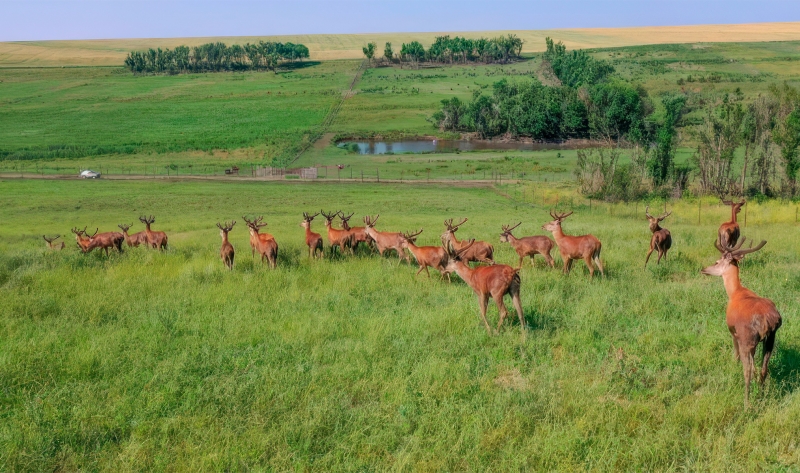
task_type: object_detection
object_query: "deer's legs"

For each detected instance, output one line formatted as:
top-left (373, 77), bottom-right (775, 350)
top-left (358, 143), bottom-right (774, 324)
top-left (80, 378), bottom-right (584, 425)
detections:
top-left (732, 334), bottom-right (741, 361)
top-left (739, 343), bottom-right (755, 406)
top-left (594, 256), bottom-right (604, 277)
top-left (544, 252), bottom-right (555, 268)
top-left (645, 247), bottom-right (654, 267)
top-left (493, 293), bottom-right (509, 332)
top-left (583, 255), bottom-right (595, 277)
top-left (562, 256), bottom-right (572, 274)
top-left (518, 256), bottom-right (524, 269)
top-left (477, 293), bottom-right (491, 335)
top-left (511, 292), bottom-right (524, 330)
top-left (760, 332), bottom-right (776, 385)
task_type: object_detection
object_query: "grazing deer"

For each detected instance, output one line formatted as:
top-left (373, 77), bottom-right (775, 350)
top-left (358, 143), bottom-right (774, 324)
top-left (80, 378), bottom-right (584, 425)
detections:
top-left (542, 211), bottom-right (604, 277)
top-left (499, 222), bottom-right (555, 269)
top-left (399, 229), bottom-right (450, 281)
top-left (139, 215), bottom-right (168, 250)
top-left (363, 215), bottom-right (411, 263)
top-left (339, 211), bottom-right (373, 252)
top-left (444, 240), bottom-right (524, 334)
top-left (117, 223), bottom-right (148, 247)
top-left (321, 210), bottom-right (354, 256)
top-left (719, 199), bottom-right (745, 248)
top-left (217, 221), bottom-right (236, 270)
top-left (644, 206), bottom-right (673, 267)
top-left (72, 227), bottom-right (124, 256)
top-left (441, 218), bottom-right (495, 265)
top-left (701, 236), bottom-right (781, 406)
top-left (242, 215), bottom-right (278, 269)
top-left (301, 212), bottom-right (324, 258)
top-left (43, 235), bottom-right (65, 250)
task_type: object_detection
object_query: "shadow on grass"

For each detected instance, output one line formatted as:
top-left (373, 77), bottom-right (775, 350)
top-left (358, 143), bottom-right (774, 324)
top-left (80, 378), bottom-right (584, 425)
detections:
top-left (770, 342), bottom-right (800, 396)
top-left (279, 61), bottom-right (322, 71)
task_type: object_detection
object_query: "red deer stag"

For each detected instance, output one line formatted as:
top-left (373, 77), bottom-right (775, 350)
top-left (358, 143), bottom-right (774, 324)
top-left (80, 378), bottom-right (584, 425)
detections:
top-left (339, 212), bottom-right (373, 252)
top-left (217, 221), bottom-right (236, 270)
top-left (118, 223), bottom-right (148, 247)
top-left (444, 240), bottom-right (524, 334)
top-left (363, 215), bottom-right (410, 264)
top-left (542, 211), bottom-right (604, 277)
top-left (139, 215), bottom-right (168, 249)
top-left (441, 218), bottom-right (494, 265)
top-left (644, 206), bottom-right (672, 267)
top-left (301, 212), bottom-right (324, 258)
top-left (701, 236), bottom-right (781, 406)
top-left (719, 199), bottom-right (745, 248)
top-left (399, 229), bottom-right (450, 281)
top-left (321, 210), bottom-right (354, 256)
top-left (499, 222), bottom-right (555, 269)
top-left (71, 227), bottom-right (124, 256)
top-left (43, 235), bottom-right (65, 250)
top-left (242, 215), bottom-right (278, 269)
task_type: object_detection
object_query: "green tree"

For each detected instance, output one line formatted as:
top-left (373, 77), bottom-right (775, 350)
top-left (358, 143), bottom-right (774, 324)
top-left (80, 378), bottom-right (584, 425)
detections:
top-left (362, 42), bottom-right (377, 63)
top-left (774, 109), bottom-right (800, 196)
top-left (648, 94), bottom-right (686, 186)
top-left (383, 42), bottom-right (393, 63)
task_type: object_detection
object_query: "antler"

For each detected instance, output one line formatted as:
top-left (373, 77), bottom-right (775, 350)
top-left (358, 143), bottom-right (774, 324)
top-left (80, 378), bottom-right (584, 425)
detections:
top-left (118, 223), bottom-right (131, 232)
top-left (321, 210), bottom-right (338, 221)
top-left (303, 211), bottom-right (319, 222)
top-left (138, 215), bottom-right (155, 224)
top-left (242, 215), bottom-right (253, 225)
top-left (43, 235), bottom-right (61, 243)
top-left (715, 234), bottom-right (767, 258)
top-left (402, 229), bottom-right (423, 240)
top-left (338, 211), bottom-right (355, 221)
top-left (216, 220), bottom-right (236, 231)
top-left (444, 218), bottom-right (467, 231)
top-left (645, 205), bottom-right (653, 219)
top-left (87, 228), bottom-right (98, 238)
top-left (71, 226), bottom-right (86, 235)
top-left (551, 210), bottom-right (573, 221)
top-left (659, 210), bottom-right (672, 221)
top-left (502, 222), bottom-right (521, 233)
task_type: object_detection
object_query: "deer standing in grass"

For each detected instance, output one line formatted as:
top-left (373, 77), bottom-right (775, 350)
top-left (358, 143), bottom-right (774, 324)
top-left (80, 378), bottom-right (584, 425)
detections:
top-left (243, 215), bottom-right (278, 269)
top-left (139, 215), bottom-right (168, 250)
top-left (441, 218), bottom-right (494, 265)
top-left (321, 210), bottom-right (354, 256)
top-left (71, 227), bottom-right (124, 256)
top-left (217, 221), bottom-right (236, 270)
top-left (444, 240), bottom-right (524, 334)
top-left (644, 206), bottom-right (672, 267)
top-left (701, 236), bottom-right (781, 406)
top-left (542, 211), bottom-right (604, 277)
top-left (719, 199), bottom-right (745, 248)
top-left (118, 223), bottom-right (148, 248)
top-left (301, 212), bottom-right (324, 258)
top-left (399, 229), bottom-right (450, 281)
top-left (363, 215), bottom-right (411, 264)
top-left (339, 212), bottom-right (373, 252)
top-left (499, 222), bottom-right (555, 269)
top-left (43, 235), bottom-right (64, 250)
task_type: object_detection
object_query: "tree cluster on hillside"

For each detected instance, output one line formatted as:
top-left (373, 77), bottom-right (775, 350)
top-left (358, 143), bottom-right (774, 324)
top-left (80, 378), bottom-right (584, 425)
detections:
top-left (362, 35), bottom-right (524, 66)
top-left (124, 41), bottom-right (310, 74)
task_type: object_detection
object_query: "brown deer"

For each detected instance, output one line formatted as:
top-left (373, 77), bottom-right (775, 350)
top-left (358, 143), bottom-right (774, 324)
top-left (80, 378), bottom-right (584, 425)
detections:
top-left (441, 218), bottom-right (494, 265)
top-left (242, 215), bottom-right (278, 269)
top-left (499, 222), bottom-right (555, 269)
top-left (399, 229), bottom-right (450, 281)
top-left (444, 240), bottom-right (524, 334)
top-left (301, 212), bottom-right (324, 258)
top-left (644, 206), bottom-right (673, 267)
top-left (321, 210), bottom-right (354, 256)
top-left (719, 199), bottom-right (745, 248)
top-left (217, 221), bottom-right (236, 270)
top-left (72, 227), bottom-right (124, 256)
top-left (339, 211), bottom-right (373, 252)
top-left (363, 215), bottom-right (411, 263)
top-left (542, 211), bottom-right (604, 277)
top-left (43, 235), bottom-right (65, 250)
top-left (701, 236), bottom-right (781, 406)
top-left (117, 223), bottom-right (148, 247)
top-left (139, 215), bottom-right (168, 250)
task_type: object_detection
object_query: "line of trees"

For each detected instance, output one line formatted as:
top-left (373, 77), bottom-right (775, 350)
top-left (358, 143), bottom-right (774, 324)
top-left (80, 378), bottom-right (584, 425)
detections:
top-left (362, 35), bottom-right (524, 67)
top-left (124, 41), bottom-right (310, 74)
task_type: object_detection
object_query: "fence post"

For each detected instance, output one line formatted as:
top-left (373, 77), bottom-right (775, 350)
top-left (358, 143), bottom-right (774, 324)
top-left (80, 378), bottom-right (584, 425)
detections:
top-left (744, 201), bottom-right (747, 227)
top-left (698, 199), bottom-right (701, 224)
top-left (361, 170), bottom-right (363, 183)
top-left (377, 169), bottom-right (380, 183)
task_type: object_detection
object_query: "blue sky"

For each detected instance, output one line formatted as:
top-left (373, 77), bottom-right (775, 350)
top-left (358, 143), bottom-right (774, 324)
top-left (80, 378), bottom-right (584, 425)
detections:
top-left (2, 0), bottom-right (799, 42)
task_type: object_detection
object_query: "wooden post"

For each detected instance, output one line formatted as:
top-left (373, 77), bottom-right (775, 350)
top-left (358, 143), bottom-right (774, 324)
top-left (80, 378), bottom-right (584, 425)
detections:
top-left (744, 201), bottom-right (747, 227)
top-left (377, 169), bottom-right (380, 183)
top-left (698, 199), bottom-right (701, 224)
top-left (361, 170), bottom-right (363, 183)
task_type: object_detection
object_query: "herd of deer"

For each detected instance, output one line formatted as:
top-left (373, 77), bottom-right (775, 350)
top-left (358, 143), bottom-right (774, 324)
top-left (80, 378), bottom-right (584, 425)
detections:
top-left (46, 198), bottom-right (779, 405)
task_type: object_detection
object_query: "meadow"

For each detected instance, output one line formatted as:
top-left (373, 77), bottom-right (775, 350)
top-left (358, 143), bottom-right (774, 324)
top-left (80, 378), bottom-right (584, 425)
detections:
top-left (1, 178), bottom-right (799, 471)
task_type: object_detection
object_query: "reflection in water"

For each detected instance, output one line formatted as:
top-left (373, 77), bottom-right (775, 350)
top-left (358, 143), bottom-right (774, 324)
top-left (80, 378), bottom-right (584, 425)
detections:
top-left (338, 139), bottom-right (590, 155)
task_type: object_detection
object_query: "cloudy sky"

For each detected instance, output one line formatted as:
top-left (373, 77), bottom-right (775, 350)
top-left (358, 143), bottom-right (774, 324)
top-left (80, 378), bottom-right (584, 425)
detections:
top-left (2, 0), bottom-right (798, 42)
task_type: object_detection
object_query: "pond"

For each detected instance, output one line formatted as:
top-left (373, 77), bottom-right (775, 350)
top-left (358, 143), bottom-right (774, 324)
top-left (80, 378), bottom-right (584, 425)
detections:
top-left (338, 139), bottom-right (593, 155)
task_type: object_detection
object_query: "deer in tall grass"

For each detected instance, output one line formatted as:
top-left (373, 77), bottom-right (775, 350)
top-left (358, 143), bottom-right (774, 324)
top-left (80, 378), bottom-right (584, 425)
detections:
top-left (217, 221), bottom-right (236, 270)
top-left (339, 211), bottom-right (373, 252)
top-left (363, 215), bottom-right (410, 264)
top-left (444, 240), bottom-right (524, 334)
top-left (321, 210), bottom-right (354, 256)
top-left (139, 215), bottom-right (168, 250)
top-left (542, 211), bottom-right (604, 277)
top-left (399, 229), bottom-right (450, 281)
top-left (71, 227), bottom-right (124, 256)
top-left (719, 199), bottom-right (745, 247)
top-left (499, 222), bottom-right (555, 269)
top-left (118, 223), bottom-right (147, 248)
top-left (243, 215), bottom-right (278, 268)
top-left (441, 218), bottom-right (494, 265)
top-left (701, 236), bottom-right (781, 406)
top-left (301, 212), bottom-right (324, 258)
top-left (43, 235), bottom-right (64, 251)
top-left (644, 206), bottom-right (672, 267)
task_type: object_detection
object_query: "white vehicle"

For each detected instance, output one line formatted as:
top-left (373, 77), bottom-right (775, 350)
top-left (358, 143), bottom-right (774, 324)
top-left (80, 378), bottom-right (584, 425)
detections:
top-left (80, 170), bottom-right (101, 179)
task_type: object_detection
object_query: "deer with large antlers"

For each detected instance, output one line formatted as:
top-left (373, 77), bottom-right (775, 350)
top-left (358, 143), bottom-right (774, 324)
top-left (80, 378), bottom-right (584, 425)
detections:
top-left (399, 229), bottom-right (450, 281)
top-left (243, 215), bottom-right (278, 269)
top-left (644, 206), bottom-right (672, 267)
top-left (441, 218), bottom-right (495, 265)
top-left (719, 199), bottom-right (745, 248)
top-left (444, 240), bottom-right (524, 334)
top-left (321, 210), bottom-right (354, 256)
top-left (701, 236), bottom-right (781, 406)
top-left (43, 235), bottom-right (65, 251)
top-left (117, 223), bottom-right (148, 248)
top-left (139, 215), bottom-right (168, 250)
top-left (71, 227), bottom-right (124, 256)
top-left (542, 211), bottom-right (604, 277)
top-left (301, 212), bottom-right (324, 258)
top-left (363, 215), bottom-right (411, 264)
top-left (339, 211), bottom-right (373, 252)
top-left (499, 222), bottom-right (555, 269)
top-left (217, 221), bottom-right (236, 270)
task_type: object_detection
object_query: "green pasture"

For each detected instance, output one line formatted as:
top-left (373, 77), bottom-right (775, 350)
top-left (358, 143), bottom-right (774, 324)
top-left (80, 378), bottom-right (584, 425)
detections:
top-left (1, 179), bottom-right (799, 470)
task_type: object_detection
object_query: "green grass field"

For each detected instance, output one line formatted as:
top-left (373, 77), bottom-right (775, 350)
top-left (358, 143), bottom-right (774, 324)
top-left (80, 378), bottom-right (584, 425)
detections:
top-left (1, 179), bottom-right (799, 470)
